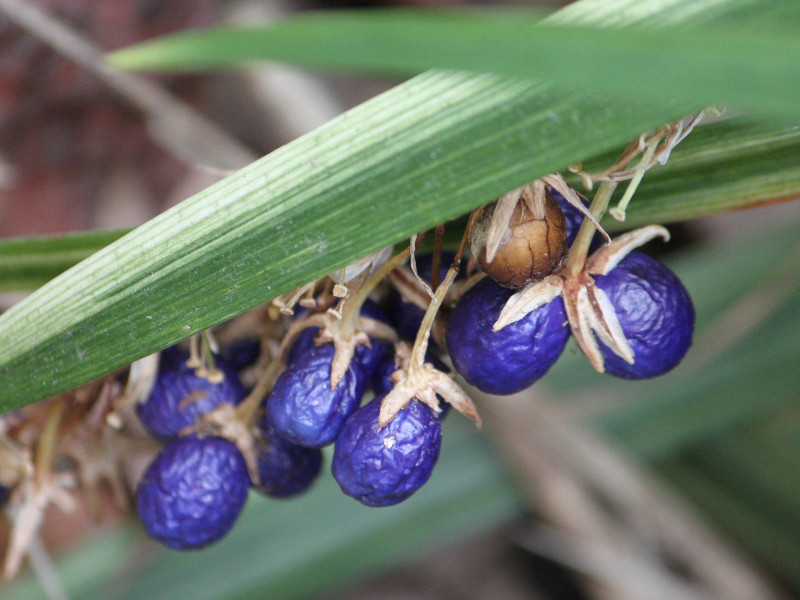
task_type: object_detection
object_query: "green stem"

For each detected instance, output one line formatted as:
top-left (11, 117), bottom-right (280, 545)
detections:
top-left (563, 180), bottom-right (618, 278)
top-left (608, 137), bottom-right (659, 221)
top-left (236, 359), bottom-right (281, 424)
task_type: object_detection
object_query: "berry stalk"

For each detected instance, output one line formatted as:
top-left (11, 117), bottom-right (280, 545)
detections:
top-left (563, 180), bottom-right (618, 279)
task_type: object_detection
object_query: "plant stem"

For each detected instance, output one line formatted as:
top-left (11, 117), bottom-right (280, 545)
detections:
top-left (35, 400), bottom-right (66, 485)
top-left (409, 222), bottom-right (470, 367)
top-left (563, 180), bottom-right (618, 278)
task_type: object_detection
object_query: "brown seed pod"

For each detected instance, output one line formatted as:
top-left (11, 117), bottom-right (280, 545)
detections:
top-left (469, 189), bottom-right (567, 289)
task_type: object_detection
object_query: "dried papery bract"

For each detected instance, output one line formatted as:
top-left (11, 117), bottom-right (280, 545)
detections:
top-left (569, 109), bottom-right (718, 221)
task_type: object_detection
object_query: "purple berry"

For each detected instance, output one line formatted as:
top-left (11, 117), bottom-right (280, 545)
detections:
top-left (137, 351), bottom-right (247, 441)
top-left (446, 278), bottom-right (570, 394)
top-left (264, 344), bottom-right (366, 448)
top-left (594, 252), bottom-right (694, 379)
top-left (218, 337), bottom-right (261, 372)
top-left (332, 396), bottom-right (441, 507)
top-left (136, 436), bottom-right (250, 550)
top-left (254, 422), bottom-right (322, 498)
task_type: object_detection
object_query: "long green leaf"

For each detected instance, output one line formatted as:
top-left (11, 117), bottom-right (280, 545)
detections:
top-left (0, 84), bottom-right (690, 406)
top-left (0, 230), bottom-right (127, 294)
top-left (0, 119), bottom-right (796, 294)
top-left (107, 7), bottom-right (800, 120)
top-left (0, 0), bottom-right (782, 409)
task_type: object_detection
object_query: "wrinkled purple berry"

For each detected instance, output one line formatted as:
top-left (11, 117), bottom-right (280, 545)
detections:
top-left (254, 422), bottom-right (322, 498)
top-left (446, 278), bottom-right (570, 395)
top-left (594, 252), bottom-right (694, 379)
top-left (137, 352), bottom-right (247, 441)
top-left (332, 396), bottom-right (441, 507)
top-left (218, 337), bottom-right (261, 372)
top-left (136, 436), bottom-right (250, 550)
top-left (264, 344), bottom-right (366, 448)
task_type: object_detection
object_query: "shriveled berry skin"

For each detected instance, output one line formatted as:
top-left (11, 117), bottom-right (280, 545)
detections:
top-left (594, 252), bottom-right (694, 379)
top-left (446, 278), bottom-right (570, 395)
top-left (137, 352), bottom-right (246, 441)
top-left (265, 344), bottom-right (365, 448)
top-left (136, 436), bottom-right (250, 550)
top-left (254, 422), bottom-right (322, 498)
top-left (288, 300), bottom-right (389, 377)
top-left (332, 396), bottom-right (441, 507)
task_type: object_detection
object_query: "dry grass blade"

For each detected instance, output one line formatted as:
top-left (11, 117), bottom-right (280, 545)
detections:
top-left (479, 390), bottom-right (786, 600)
top-left (0, 0), bottom-right (255, 171)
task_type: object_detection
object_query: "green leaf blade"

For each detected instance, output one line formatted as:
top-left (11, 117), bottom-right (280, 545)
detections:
top-left (108, 8), bottom-right (800, 120)
top-left (0, 69), bottom-right (699, 407)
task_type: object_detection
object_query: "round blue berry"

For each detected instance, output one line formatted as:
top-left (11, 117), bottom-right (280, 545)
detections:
top-left (446, 277), bottom-right (570, 395)
top-left (136, 436), bottom-right (250, 550)
top-left (264, 344), bottom-right (366, 448)
top-left (137, 351), bottom-right (247, 441)
top-left (332, 396), bottom-right (441, 507)
top-left (594, 252), bottom-right (694, 379)
top-left (254, 422), bottom-right (322, 498)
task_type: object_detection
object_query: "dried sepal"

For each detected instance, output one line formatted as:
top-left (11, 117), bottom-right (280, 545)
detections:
top-left (4, 462), bottom-right (76, 578)
top-left (316, 316), bottom-right (398, 389)
top-left (584, 285), bottom-right (634, 365)
top-left (587, 225), bottom-right (670, 276)
top-left (329, 245), bottom-right (394, 285)
top-left (409, 235), bottom-right (435, 300)
top-left (123, 352), bottom-right (160, 407)
top-left (541, 173), bottom-right (610, 243)
top-left (484, 186), bottom-right (527, 263)
top-left (493, 274), bottom-right (564, 331)
top-left (377, 344), bottom-right (480, 429)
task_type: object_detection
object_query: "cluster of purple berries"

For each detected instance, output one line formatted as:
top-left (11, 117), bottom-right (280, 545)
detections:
top-left (448, 188), bottom-right (694, 392)
top-left (135, 297), bottom-right (446, 548)
top-left (136, 349), bottom-right (322, 549)
top-left (134, 186), bottom-right (694, 551)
